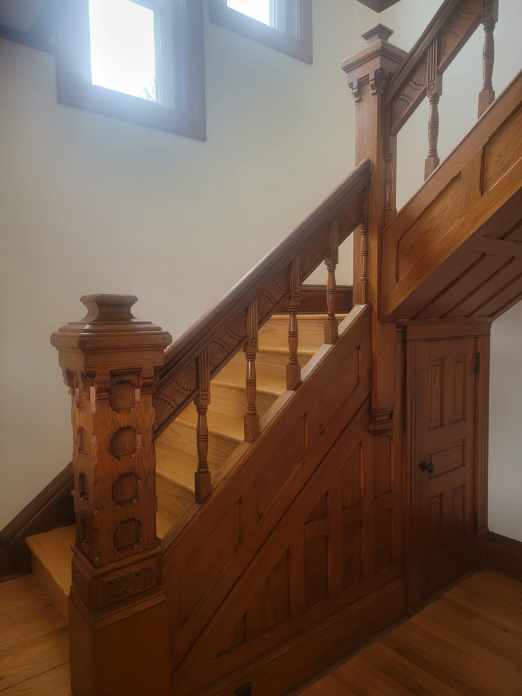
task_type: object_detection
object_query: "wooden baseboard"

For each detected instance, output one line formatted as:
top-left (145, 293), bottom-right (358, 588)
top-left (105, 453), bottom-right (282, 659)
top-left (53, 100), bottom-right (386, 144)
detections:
top-left (206, 580), bottom-right (406, 696)
top-left (0, 464), bottom-right (74, 578)
top-left (478, 532), bottom-right (522, 582)
top-left (274, 285), bottom-right (353, 314)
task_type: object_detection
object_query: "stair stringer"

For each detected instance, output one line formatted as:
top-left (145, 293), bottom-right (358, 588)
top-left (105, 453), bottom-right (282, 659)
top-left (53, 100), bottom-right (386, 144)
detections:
top-left (171, 396), bottom-right (405, 695)
top-left (161, 307), bottom-right (378, 673)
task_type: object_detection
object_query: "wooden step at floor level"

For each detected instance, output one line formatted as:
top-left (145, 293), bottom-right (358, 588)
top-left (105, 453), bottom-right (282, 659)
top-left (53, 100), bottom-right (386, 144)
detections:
top-left (26, 510), bottom-right (180, 624)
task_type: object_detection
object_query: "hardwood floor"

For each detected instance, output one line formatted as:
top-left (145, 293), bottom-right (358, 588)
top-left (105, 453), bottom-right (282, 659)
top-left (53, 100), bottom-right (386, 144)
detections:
top-left (0, 576), bottom-right (70, 695)
top-left (1, 570), bottom-right (521, 694)
top-left (301, 571), bottom-right (522, 696)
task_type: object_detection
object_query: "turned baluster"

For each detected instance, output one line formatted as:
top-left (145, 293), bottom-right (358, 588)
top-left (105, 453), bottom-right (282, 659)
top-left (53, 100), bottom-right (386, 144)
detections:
top-left (478, 0), bottom-right (499, 117)
top-left (425, 39), bottom-right (442, 180)
top-left (244, 301), bottom-right (260, 442)
top-left (355, 209), bottom-right (369, 306)
top-left (287, 258), bottom-right (301, 390)
top-left (195, 349), bottom-right (212, 502)
top-left (325, 221), bottom-right (339, 344)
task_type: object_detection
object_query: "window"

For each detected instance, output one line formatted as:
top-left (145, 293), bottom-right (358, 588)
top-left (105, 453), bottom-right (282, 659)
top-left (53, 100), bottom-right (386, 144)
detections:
top-left (210, 0), bottom-right (312, 64)
top-left (56, 0), bottom-right (205, 139)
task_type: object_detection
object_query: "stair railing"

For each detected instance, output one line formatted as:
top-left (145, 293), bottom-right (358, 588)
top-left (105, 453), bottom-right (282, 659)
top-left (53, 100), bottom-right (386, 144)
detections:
top-left (50, 162), bottom-right (369, 695)
top-left (385, 0), bottom-right (499, 186)
top-left (154, 160), bottom-right (371, 501)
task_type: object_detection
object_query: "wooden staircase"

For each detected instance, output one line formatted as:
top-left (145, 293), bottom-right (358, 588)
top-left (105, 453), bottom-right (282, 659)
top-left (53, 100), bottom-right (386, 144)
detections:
top-left (2, 1), bottom-right (521, 695)
top-left (25, 313), bottom-right (343, 620)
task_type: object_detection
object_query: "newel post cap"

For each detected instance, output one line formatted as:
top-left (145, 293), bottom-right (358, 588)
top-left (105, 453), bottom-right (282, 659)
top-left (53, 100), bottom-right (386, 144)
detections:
top-left (342, 22), bottom-right (407, 96)
top-left (51, 294), bottom-right (172, 371)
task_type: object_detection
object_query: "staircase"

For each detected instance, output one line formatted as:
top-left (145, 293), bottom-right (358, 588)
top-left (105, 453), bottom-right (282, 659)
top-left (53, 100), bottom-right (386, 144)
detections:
top-left (25, 312), bottom-right (342, 618)
top-left (3, 1), bottom-right (521, 695)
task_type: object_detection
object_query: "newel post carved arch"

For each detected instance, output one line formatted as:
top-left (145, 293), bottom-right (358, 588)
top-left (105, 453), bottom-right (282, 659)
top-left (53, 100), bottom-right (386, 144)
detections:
top-left (342, 24), bottom-right (406, 434)
top-left (51, 295), bottom-right (172, 696)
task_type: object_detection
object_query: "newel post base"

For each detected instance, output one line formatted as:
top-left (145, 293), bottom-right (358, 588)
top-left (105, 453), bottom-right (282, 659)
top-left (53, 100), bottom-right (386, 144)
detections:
top-left (51, 295), bottom-right (172, 696)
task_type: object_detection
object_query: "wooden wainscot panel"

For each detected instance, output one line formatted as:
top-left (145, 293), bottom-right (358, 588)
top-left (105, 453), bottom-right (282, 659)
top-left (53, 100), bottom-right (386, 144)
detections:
top-left (382, 72), bottom-right (522, 321)
top-left (172, 402), bottom-right (405, 695)
top-left (163, 306), bottom-right (372, 670)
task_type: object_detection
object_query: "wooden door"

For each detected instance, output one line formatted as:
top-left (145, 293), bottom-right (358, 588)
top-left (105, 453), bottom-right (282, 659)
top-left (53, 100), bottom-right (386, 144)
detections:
top-left (410, 337), bottom-right (477, 606)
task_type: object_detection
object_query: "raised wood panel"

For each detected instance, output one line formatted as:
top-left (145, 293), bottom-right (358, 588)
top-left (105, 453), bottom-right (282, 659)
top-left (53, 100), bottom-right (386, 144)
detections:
top-left (163, 307), bottom-right (372, 674)
top-left (172, 401), bottom-right (404, 695)
top-left (482, 105), bottom-right (522, 192)
top-left (383, 73), bottom-right (522, 321)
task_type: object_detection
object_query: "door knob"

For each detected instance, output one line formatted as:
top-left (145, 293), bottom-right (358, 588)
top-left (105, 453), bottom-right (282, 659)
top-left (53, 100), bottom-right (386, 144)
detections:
top-left (420, 461), bottom-right (434, 474)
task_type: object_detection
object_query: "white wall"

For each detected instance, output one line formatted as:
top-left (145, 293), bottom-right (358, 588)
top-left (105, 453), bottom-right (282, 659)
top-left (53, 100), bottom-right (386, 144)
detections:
top-left (391, 0), bottom-right (522, 541)
top-left (0, 1), bottom-right (390, 528)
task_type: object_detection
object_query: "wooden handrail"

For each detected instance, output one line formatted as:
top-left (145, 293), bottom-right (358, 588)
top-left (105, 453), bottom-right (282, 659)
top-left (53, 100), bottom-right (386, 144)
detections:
top-left (385, 0), bottom-right (484, 136)
top-left (155, 158), bottom-right (371, 435)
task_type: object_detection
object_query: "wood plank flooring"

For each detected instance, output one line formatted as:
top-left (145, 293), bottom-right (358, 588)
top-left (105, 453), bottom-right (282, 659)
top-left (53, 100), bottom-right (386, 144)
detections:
top-left (1, 570), bottom-right (520, 694)
top-left (301, 571), bottom-right (522, 696)
top-left (0, 576), bottom-right (70, 695)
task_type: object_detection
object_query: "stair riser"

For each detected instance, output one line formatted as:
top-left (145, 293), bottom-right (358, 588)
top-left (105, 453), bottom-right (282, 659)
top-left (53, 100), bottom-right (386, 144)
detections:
top-left (160, 421), bottom-right (236, 468)
top-left (156, 473), bottom-right (195, 518)
top-left (31, 553), bottom-right (69, 622)
top-left (218, 351), bottom-right (313, 388)
top-left (209, 382), bottom-right (278, 420)
top-left (259, 317), bottom-right (332, 351)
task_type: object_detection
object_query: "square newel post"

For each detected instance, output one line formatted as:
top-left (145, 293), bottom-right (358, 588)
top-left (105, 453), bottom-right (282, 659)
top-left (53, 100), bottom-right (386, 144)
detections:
top-left (51, 295), bottom-right (172, 696)
top-left (342, 24), bottom-right (406, 435)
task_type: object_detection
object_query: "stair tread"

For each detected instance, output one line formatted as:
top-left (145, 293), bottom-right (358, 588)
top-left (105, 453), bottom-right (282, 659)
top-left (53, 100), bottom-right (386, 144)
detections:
top-left (27, 507), bottom-right (179, 604)
top-left (26, 526), bottom-right (74, 599)
top-left (178, 407), bottom-right (244, 442)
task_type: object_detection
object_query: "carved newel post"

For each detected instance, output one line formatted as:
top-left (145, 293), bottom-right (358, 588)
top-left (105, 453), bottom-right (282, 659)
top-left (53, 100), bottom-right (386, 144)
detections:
top-left (51, 295), bottom-right (172, 696)
top-left (342, 25), bottom-right (406, 435)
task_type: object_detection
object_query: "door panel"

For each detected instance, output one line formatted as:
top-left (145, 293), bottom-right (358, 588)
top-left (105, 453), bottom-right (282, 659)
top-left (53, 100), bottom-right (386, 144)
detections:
top-left (411, 338), bottom-right (477, 604)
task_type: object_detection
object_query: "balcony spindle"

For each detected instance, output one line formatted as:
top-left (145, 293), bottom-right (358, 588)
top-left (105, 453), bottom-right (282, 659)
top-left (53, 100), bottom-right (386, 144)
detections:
top-left (195, 349), bottom-right (212, 502)
top-left (478, 0), bottom-right (498, 117)
top-left (425, 39), bottom-right (442, 180)
top-left (325, 221), bottom-right (339, 344)
top-left (244, 301), bottom-right (260, 442)
top-left (287, 258), bottom-right (301, 390)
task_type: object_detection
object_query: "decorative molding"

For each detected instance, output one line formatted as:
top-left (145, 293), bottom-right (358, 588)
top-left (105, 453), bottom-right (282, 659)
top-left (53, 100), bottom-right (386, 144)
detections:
top-left (342, 24), bottom-right (407, 102)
